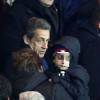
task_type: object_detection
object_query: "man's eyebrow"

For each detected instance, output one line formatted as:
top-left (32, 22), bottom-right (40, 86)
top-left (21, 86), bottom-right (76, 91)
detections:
top-left (40, 37), bottom-right (50, 41)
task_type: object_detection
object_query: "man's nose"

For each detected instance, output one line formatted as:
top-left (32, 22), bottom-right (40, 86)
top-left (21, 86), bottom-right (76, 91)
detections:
top-left (42, 42), bottom-right (48, 49)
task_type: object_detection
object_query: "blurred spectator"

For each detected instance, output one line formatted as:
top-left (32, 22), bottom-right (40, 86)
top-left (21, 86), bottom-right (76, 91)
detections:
top-left (0, 0), bottom-right (11, 73)
top-left (19, 91), bottom-right (45, 100)
top-left (71, 5), bottom-right (100, 100)
top-left (6, 0), bottom-right (15, 6)
top-left (54, 0), bottom-right (96, 36)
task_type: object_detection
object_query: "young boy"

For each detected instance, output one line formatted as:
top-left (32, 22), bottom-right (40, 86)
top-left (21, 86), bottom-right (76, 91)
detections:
top-left (47, 36), bottom-right (90, 100)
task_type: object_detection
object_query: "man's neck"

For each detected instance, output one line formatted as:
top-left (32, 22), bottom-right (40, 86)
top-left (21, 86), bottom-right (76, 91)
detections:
top-left (39, 1), bottom-right (52, 8)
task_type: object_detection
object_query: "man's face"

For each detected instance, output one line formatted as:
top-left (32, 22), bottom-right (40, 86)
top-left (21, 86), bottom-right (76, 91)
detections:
top-left (27, 29), bottom-right (50, 58)
top-left (53, 50), bottom-right (70, 70)
top-left (39, 0), bottom-right (54, 7)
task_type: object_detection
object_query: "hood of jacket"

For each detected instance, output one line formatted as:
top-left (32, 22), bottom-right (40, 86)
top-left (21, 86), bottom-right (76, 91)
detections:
top-left (52, 36), bottom-right (80, 67)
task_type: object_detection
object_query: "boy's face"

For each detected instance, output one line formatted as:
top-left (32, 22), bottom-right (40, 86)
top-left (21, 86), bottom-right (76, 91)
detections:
top-left (53, 50), bottom-right (70, 70)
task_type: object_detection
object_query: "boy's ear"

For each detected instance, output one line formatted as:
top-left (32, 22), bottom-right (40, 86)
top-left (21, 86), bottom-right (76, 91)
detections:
top-left (23, 35), bottom-right (29, 45)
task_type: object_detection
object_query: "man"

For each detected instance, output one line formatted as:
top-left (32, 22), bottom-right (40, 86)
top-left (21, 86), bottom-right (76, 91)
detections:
top-left (10, 19), bottom-right (51, 73)
top-left (3, 17), bottom-right (51, 99)
top-left (4, 17), bottom-right (51, 77)
top-left (23, 17), bottom-right (50, 70)
top-left (23, 17), bottom-right (50, 58)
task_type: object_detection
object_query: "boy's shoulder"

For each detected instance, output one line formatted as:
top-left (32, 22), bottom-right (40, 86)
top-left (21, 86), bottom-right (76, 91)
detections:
top-left (68, 65), bottom-right (90, 83)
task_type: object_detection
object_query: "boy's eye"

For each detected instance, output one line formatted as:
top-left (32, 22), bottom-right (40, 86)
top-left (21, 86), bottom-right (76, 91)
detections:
top-left (66, 55), bottom-right (70, 60)
top-left (55, 53), bottom-right (70, 60)
top-left (56, 54), bottom-right (63, 59)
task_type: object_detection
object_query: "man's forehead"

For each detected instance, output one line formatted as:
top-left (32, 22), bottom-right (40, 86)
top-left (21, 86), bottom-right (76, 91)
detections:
top-left (34, 29), bottom-right (50, 39)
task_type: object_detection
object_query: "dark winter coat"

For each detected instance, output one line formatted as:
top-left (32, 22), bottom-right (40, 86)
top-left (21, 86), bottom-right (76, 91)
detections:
top-left (7, 71), bottom-right (47, 100)
top-left (72, 20), bottom-right (100, 100)
top-left (54, 0), bottom-right (96, 36)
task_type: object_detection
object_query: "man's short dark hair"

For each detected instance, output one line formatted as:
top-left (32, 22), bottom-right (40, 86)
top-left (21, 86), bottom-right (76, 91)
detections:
top-left (0, 75), bottom-right (12, 100)
top-left (26, 17), bottom-right (51, 38)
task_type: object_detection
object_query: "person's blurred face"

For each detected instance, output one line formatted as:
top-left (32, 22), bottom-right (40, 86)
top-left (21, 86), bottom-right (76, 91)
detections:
top-left (8, 97), bottom-right (10, 100)
top-left (53, 50), bottom-right (70, 70)
top-left (19, 91), bottom-right (45, 100)
top-left (26, 29), bottom-right (50, 58)
top-left (39, 0), bottom-right (54, 7)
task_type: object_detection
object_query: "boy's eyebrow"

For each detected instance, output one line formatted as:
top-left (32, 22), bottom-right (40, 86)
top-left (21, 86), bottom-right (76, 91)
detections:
top-left (56, 51), bottom-right (69, 54)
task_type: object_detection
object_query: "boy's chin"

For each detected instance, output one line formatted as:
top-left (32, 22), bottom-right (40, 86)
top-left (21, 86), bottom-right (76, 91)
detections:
top-left (59, 66), bottom-right (69, 71)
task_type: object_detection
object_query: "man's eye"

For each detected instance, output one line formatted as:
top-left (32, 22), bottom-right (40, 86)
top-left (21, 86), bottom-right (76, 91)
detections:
top-left (37, 40), bottom-right (43, 43)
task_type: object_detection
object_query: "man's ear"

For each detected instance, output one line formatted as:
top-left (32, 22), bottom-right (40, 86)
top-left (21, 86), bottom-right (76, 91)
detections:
top-left (23, 35), bottom-right (29, 45)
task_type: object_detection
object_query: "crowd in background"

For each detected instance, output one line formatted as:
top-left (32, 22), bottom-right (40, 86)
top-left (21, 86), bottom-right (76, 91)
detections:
top-left (0, 0), bottom-right (100, 100)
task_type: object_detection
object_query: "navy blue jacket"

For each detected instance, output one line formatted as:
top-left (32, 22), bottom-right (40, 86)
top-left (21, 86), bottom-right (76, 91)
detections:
top-left (55, 0), bottom-right (96, 36)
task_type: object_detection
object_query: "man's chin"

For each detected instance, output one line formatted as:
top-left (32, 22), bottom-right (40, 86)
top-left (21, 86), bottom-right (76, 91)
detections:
top-left (39, 54), bottom-right (45, 58)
